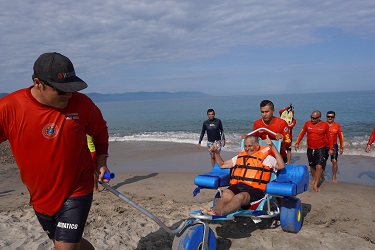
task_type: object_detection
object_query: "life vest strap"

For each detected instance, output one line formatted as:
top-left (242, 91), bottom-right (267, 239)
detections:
top-left (233, 164), bottom-right (273, 172)
top-left (229, 175), bottom-right (269, 185)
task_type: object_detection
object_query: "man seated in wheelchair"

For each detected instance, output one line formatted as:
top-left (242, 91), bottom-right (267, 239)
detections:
top-left (200, 135), bottom-right (285, 216)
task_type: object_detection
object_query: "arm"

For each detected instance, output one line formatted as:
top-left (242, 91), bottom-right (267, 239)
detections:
top-left (210, 141), bottom-right (233, 169)
top-left (367, 129), bottom-right (375, 146)
top-left (264, 135), bottom-right (285, 170)
top-left (366, 129), bottom-right (375, 152)
top-left (198, 122), bottom-right (206, 149)
top-left (294, 124), bottom-right (307, 151)
top-left (219, 120), bottom-right (225, 146)
top-left (91, 128), bottom-right (110, 183)
top-left (289, 118), bottom-right (296, 129)
top-left (338, 125), bottom-right (344, 154)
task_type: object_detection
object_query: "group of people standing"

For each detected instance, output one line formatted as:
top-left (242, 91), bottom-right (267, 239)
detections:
top-left (198, 100), bottom-right (349, 194)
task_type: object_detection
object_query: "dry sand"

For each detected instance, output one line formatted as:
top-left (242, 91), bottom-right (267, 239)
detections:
top-left (0, 142), bottom-right (374, 249)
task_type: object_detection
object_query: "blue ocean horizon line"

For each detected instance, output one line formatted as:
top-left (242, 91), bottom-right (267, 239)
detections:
top-left (108, 131), bottom-right (375, 158)
top-left (98, 90), bottom-right (374, 157)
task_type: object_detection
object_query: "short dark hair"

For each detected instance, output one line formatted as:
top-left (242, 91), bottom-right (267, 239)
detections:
top-left (207, 108), bottom-right (215, 115)
top-left (260, 100), bottom-right (274, 109)
top-left (327, 111), bottom-right (335, 116)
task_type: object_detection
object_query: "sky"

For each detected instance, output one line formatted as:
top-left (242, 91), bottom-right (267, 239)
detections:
top-left (0, 0), bottom-right (374, 96)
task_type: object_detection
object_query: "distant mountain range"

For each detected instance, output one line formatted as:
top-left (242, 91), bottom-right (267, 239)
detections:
top-left (86, 91), bottom-right (211, 102)
top-left (0, 91), bottom-right (211, 102)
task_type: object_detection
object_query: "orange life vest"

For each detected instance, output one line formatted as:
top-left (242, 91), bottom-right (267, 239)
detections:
top-left (229, 146), bottom-right (273, 191)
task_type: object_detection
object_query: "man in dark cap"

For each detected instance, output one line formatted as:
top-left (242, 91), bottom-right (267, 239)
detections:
top-left (0, 52), bottom-right (111, 249)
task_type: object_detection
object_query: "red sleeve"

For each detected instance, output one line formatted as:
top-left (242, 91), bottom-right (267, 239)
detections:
top-left (368, 129), bottom-right (375, 145)
top-left (295, 122), bottom-right (307, 145)
top-left (289, 118), bottom-right (296, 129)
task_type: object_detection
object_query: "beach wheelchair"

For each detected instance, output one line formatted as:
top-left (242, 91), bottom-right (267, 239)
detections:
top-left (172, 128), bottom-right (309, 250)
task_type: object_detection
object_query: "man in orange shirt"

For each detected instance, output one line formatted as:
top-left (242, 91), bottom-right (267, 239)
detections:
top-left (246, 100), bottom-right (291, 163)
top-left (326, 111), bottom-right (344, 183)
top-left (295, 110), bottom-right (334, 192)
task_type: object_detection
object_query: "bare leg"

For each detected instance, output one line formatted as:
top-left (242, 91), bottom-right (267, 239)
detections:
top-left (54, 238), bottom-right (94, 250)
top-left (287, 150), bottom-right (291, 164)
top-left (332, 159), bottom-right (338, 183)
top-left (310, 166), bottom-right (316, 186)
top-left (313, 165), bottom-right (322, 192)
top-left (201, 189), bottom-right (251, 216)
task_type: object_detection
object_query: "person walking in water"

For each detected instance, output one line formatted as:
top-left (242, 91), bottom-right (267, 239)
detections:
top-left (326, 111), bottom-right (344, 183)
top-left (198, 109), bottom-right (226, 166)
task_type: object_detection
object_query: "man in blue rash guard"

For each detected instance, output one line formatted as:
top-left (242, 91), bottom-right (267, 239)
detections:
top-left (198, 108), bottom-right (226, 166)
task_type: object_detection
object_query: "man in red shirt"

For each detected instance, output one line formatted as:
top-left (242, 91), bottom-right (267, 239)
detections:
top-left (0, 52), bottom-right (111, 249)
top-left (326, 111), bottom-right (344, 183)
top-left (295, 110), bottom-right (334, 192)
top-left (245, 100), bottom-right (291, 163)
top-left (365, 128), bottom-right (375, 153)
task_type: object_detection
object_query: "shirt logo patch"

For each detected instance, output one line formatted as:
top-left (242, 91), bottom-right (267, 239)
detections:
top-left (66, 113), bottom-right (79, 120)
top-left (42, 123), bottom-right (59, 139)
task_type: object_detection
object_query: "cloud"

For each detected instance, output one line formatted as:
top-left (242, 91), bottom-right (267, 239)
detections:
top-left (0, 0), bottom-right (374, 94)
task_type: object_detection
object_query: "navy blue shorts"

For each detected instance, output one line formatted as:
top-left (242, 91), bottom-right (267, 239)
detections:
top-left (307, 147), bottom-right (328, 168)
top-left (330, 144), bottom-right (339, 161)
top-left (34, 192), bottom-right (93, 243)
top-left (227, 183), bottom-right (265, 209)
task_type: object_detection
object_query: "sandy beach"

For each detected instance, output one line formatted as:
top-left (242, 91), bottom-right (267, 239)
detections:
top-left (1, 141), bottom-right (374, 249)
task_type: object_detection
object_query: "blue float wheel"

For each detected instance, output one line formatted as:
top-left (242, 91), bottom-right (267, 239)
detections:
top-left (172, 224), bottom-right (216, 250)
top-left (280, 198), bottom-right (303, 233)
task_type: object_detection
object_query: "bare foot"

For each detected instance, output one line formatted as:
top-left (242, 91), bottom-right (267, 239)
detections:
top-left (199, 207), bottom-right (216, 216)
top-left (332, 178), bottom-right (337, 183)
top-left (313, 185), bottom-right (320, 192)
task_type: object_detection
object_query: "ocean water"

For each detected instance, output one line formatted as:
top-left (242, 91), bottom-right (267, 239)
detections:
top-left (96, 90), bottom-right (375, 157)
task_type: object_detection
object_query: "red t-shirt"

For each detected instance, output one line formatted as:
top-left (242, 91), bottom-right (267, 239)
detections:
top-left (295, 120), bottom-right (333, 150)
top-left (0, 88), bottom-right (108, 215)
top-left (253, 117), bottom-right (291, 158)
top-left (328, 122), bottom-right (344, 149)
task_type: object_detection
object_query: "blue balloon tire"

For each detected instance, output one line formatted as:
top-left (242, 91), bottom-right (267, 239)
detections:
top-left (172, 224), bottom-right (216, 250)
top-left (280, 198), bottom-right (303, 233)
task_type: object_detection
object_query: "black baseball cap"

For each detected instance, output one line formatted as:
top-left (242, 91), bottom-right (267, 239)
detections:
top-left (32, 52), bottom-right (87, 92)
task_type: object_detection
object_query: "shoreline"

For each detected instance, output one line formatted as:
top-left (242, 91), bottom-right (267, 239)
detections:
top-left (107, 141), bottom-right (375, 186)
top-left (1, 141), bottom-right (375, 249)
